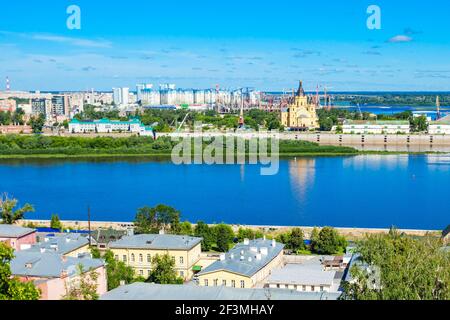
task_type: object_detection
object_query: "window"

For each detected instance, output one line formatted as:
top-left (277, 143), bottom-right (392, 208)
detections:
top-left (231, 280), bottom-right (236, 288)
top-left (172, 256), bottom-right (176, 263)
top-left (147, 270), bottom-right (151, 276)
top-left (320, 286), bottom-right (324, 292)
top-left (114, 255), bottom-right (119, 261)
top-left (131, 254), bottom-right (135, 262)
top-left (180, 271), bottom-right (184, 277)
top-left (302, 285), bottom-right (306, 292)
top-left (240, 281), bottom-right (245, 288)
top-left (204, 279), bottom-right (209, 287)
top-left (123, 255), bottom-right (127, 262)
top-left (222, 280), bottom-right (227, 286)
top-left (311, 286), bottom-right (315, 292)
top-left (139, 254), bottom-right (143, 263)
top-left (213, 279), bottom-right (218, 286)
top-left (147, 254), bottom-right (151, 263)
top-left (139, 270), bottom-right (143, 276)
top-left (180, 256), bottom-right (184, 265)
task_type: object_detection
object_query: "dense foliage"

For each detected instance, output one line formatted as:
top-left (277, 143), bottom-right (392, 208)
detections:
top-left (134, 204), bottom-right (181, 234)
top-left (0, 194), bottom-right (34, 224)
top-left (0, 134), bottom-right (357, 156)
top-left (103, 250), bottom-right (139, 291)
top-left (0, 243), bottom-right (41, 300)
top-left (147, 254), bottom-right (183, 285)
top-left (342, 229), bottom-right (450, 300)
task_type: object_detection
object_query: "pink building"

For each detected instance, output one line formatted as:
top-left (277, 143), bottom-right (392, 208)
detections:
top-left (0, 225), bottom-right (37, 251)
top-left (11, 251), bottom-right (107, 300)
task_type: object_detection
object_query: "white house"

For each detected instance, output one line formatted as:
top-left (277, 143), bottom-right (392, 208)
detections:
top-left (428, 115), bottom-right (450, 135)
top-left (342, 120), bottom-right (410, 134)
top-left (69, 118), bottom-right (154, 136)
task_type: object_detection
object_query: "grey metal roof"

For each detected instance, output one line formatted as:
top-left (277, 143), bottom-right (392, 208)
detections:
top-left (100, 283), bottom-right (341, 300)
top-left (11, 250), bottom-right (104, 278)
top-left (109, 234), bottom-right (202, 250)
top-left (26, 233), bottom-right (89, 255)
top-left (198, 239), bottom-right (284, 278)
top-left (0, 224), bottom-right (35, 238)
top-left (267, 264), bottom-right (336, 287)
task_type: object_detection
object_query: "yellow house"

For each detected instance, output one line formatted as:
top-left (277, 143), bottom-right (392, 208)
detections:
top-left (109, 234), bottom-right (202, 281)
top-left (197, 238), bottom-right (284, 289)
top-left (281, 81), bottom-right (319, 130)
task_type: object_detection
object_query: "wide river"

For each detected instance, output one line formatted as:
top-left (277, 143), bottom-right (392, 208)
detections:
top-left (0, 155), bottom-right (448, 230)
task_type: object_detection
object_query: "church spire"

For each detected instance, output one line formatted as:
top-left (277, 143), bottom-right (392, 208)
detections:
top-left (296, 80), bottom-right (305, 97)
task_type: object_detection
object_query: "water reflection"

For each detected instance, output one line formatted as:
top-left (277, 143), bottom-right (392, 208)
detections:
top-left (343, 154), bottom-right (409, 171)
top-left (288, 158), bottom-right (316, 201)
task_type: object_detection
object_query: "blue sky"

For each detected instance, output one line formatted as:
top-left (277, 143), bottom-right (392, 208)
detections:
top-left (1, 0), bottom-right (450, 91)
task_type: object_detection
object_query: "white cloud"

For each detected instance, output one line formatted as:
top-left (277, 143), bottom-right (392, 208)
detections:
top-left (387, 35), bottom-right (413, 43)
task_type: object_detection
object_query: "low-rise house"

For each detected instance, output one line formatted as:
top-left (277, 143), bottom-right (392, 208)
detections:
top-left (109, 234), bottom-right (203, 280)
top-left (197, 238), bottom-right (284, 289)
top-left (68, 118), bottom-right (154, 136)
top-left (100, 282), bottom-right (341, 300)
top-left (91, 228), bottom-right (128, 250)
top-left (11, 250), bottom-right (107, 300)
top-left (429, 115), bottom-right (450, 135)
top-left (342, 120), bottom-right (410, 134)
top-left (266, 258), bottom-right (340, 293)
top-left (26, 233), bottom-right (90, 257)
top-left (0, 225), bottom-right (37, 251)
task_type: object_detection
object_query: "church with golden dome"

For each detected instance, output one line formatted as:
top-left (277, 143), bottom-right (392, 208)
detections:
top-left (281, 81), bottom-right (319, 130)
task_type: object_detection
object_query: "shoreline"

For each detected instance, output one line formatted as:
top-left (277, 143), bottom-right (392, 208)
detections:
top-left (0, 150), bottom-right (444, 160)
top-left (19, 219), bottom-right (441, 240)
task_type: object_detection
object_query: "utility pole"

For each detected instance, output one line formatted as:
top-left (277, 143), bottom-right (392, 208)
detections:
top-left (88, 205), bottom-right (92, 247)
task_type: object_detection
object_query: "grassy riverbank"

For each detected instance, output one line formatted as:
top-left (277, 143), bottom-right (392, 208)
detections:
top-left (0, 134), bottom-right (359, 159)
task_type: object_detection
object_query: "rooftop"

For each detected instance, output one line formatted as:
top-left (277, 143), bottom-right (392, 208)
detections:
top-left (11, 250), bottom-right (104, 278)
top-left (198, 239), bottom-right (284, 278)
top-left (100, 283), bottom-right (341, 300)
top-left (268, 263), bottom-right (336, 287)
top-left (343, 120), bottom-right (410, 126)
top-left (109, 234), bottom-right (202, 250)
top-left (26, 233), bottom-right (89, 255)
top-left (0, 224), bottom-right (35, 238)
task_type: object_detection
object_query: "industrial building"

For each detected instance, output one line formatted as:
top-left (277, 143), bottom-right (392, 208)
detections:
top-left (342, 120), bottom-right (411, 134)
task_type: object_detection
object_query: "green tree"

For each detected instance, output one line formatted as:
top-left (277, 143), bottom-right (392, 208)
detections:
top-left (410, 115), bottom-right (428, 132)
top-left (29, 114), bottom-right (46, 133)
top-left (90, 247), bottom-right (101, 259)
top-left (148, 254), bottom-right (183, 285)
top-left (0, 194), bottom-right (35, 225)
top-left (194, 221), bottom-right (214, 251)
top-left (134, 204), bottom-right (181, 234)
top-left (103, 250), bottom-right (137, 291)
top-left (50, 214), bottom-right (63, 230)
top-left (312, 227), bottom-right (347, 255)
top-left (0, 243), bottom-right (41, 300)
top-left (287, 228), bottom-right (306, 251)
top-left (237, 228), bottom-right (263, 242)
top-left (342, 231), bottom-right (450, 300)
top-left (63, 264), bottom-right (99, 300)
top-left (213, 223), bottom-right (235, 252)
top-left (177, 221), bottom-right (193, 236)
top-left (309, 227), bottom-right (320, 252)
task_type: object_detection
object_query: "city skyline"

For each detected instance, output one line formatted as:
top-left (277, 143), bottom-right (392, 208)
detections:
top-left (2, 1), bottom-right (450, 91)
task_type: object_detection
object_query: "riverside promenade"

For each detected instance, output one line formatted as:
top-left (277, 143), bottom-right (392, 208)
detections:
top-left (164, 132), bottom-right (450, 152)
top-left (19, 219), bottom-right (441, 240)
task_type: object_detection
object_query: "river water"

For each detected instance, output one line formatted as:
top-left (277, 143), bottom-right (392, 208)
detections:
top-left (0, 155), bottom-right (448, 230)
